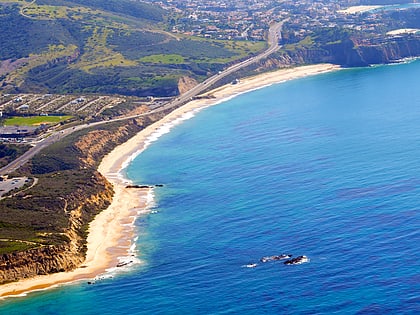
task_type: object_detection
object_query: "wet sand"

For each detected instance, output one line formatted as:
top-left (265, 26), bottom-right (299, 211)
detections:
top-left (0, 63), bottom-right (341, 299)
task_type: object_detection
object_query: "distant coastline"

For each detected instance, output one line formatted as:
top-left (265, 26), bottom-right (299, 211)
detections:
top-left (0, 63), bottom-right (341, 299)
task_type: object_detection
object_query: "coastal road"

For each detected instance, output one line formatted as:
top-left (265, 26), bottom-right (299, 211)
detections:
top-left (0, 124), bottom-right (91, 175)
top-left (150, 20), bottom-right (286, 114)
top-left (0, 21), bottom-right (286, 176)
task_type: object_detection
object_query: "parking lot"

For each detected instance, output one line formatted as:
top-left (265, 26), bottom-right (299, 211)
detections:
top-left (0, 177), bottom-right (28, 197)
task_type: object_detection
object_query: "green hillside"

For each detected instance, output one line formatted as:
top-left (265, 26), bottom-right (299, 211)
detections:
top-left (0, 0), bottom-right (265, 96)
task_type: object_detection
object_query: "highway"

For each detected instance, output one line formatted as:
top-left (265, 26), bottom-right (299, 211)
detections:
top-left (0, 124), bottom-right (91, 175)
top-left (0, 21), bottom-right (285, 176)
top-left (151, 21), bottom-right (285, 114)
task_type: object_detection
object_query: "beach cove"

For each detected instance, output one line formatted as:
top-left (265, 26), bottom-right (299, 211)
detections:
top-left (0, 63), bottom-right (340, 299)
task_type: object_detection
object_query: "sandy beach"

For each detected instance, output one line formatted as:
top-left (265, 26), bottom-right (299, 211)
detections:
top-left (338, 5), bottom-right (382, 14)
top-left (386, 28), bottom-right (420, 36)
top-left (0, 63), bottom-right (340, 299)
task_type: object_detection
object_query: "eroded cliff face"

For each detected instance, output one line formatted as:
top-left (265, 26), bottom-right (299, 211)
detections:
top-left (0, 245), bottom-right (82, 284)
top-left (178, 76), bottom-right (199, 94)
top-left (356, 38), bottom-right (420, 65)
top-left (0, 118), bottom-right (162, 284)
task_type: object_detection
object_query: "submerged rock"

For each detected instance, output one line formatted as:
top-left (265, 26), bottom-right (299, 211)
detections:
top-left (244, 263), bottom-right (258, 268)
top-left (125, 185), bottom-right (151, 189)
top-left (284, 255), bottom-right (309, 265)
top-left (116, 260), bottom-right (133, 268)
top-left (260, 254), bottom-right (292, 263)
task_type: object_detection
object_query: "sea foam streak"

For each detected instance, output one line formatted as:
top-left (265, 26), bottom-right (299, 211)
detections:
top-left (103, 189), bottom-right (156, 277)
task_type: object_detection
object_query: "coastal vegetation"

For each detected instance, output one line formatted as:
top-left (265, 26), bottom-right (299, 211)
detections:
top-left (0, 240), bottom-right (38, 254)
top-left (1, 0), bottom-right (418, 96)
top-left (0, 144), bottom-right (31, 168)
top-left (0, 0), bottom-right (265, 96)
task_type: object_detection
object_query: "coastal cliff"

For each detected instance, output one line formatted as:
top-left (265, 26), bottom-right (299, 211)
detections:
top-left (252, 33), bottom-right (420, 73)
top-left (0, 245), bottom-right (83, 284)
top-left (218, 34), bottom-right (420, 87)
top-left (356, 37), bottom-right (420, 65)
top-left (298, 35), bottom-right (420, 67)
top-left (0, 174), bottom-right (113, 283)
top-left (0, 116), bottom-right (166, 284)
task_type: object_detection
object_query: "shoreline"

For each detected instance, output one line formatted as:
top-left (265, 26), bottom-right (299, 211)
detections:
top-left (337, 5), bottom-right (382, 14)
top-left (0, 63), bottom-right (341, 299)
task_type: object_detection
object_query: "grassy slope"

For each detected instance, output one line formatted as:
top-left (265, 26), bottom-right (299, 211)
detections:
top-left (0, 0), bottom-right (266, 96)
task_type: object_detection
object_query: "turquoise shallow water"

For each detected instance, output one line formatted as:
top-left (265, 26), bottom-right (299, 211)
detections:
top-left (1, 60), bottom-right (420, 314)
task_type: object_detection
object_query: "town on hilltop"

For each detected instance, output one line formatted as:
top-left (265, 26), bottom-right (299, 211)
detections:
top-left (145, 0), bottom-right (420, 42)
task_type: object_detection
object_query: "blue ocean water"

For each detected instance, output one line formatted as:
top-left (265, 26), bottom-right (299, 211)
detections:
top-left (1, 60), bottom-right (420, 314)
